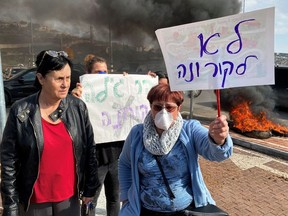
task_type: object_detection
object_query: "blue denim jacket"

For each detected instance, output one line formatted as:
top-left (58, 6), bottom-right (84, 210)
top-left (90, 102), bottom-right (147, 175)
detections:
top-left (118, 119), bottom-right (233, 216)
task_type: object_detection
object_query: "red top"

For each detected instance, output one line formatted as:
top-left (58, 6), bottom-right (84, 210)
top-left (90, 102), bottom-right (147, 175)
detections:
top-left (31, 118), bottom-right (76, 203)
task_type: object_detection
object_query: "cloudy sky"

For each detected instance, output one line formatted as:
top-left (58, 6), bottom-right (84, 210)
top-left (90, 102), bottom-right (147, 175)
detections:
top-left (244, 0), bottom-right (288, 53)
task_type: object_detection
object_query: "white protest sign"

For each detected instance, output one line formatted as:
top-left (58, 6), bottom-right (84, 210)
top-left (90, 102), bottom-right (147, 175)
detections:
top-left (155, 7), bottom-right (275, 91)
top-left (80, 74), bottom-right (158, 143)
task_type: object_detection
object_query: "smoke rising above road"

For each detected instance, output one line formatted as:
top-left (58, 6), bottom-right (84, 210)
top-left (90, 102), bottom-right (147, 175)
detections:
top-left (221, 86), bottom-right (276, 116)
top-left (0, 0), bottom-right (242, 45)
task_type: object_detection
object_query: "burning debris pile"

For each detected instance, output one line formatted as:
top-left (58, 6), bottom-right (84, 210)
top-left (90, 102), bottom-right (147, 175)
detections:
top-left (220, 86), bottom-right (288, 139)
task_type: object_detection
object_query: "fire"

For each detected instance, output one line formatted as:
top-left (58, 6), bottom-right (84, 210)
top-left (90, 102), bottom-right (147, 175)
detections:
top-left (230, 101), bottom-right (288, 135)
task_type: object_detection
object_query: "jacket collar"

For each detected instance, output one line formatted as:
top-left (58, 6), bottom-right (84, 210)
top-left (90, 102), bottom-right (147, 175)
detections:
top-left (16, 92), bottom-right (68, 122)
top-left (48, 99), bottom-right (67, 122)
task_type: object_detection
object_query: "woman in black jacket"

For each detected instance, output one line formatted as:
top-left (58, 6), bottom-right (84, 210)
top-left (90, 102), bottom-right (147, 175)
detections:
top-left (0, 50), bottom-right (100, 216)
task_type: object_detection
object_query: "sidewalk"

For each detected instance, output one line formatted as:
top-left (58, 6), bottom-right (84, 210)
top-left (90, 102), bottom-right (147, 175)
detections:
top-left (95, 131), bottom-right (288, 215)
top-left (95, 148), bottom-right (288, 216)
top-left (1, 91), bottom-right (287, 215)
top-left (199, 145), bottom-right (288, 216)
top-left (94, 96), bottom-right (288, 215)
top-left (179, 92), bottom-right (288, 215)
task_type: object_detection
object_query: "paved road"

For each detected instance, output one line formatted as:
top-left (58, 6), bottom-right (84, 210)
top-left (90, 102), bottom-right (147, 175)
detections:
top-left (95, 90), bottom-right (288, 216)
top-left (95, 145), bottom-right (288, 216)
top-left (1, 90), bottom-right (287, 215)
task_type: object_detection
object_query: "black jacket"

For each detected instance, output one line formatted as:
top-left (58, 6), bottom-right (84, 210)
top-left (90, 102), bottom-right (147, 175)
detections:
top-left (0, 92), bottom-right (100, 216)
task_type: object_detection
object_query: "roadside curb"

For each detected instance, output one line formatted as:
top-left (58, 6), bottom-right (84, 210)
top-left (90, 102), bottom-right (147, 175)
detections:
top-left (232, 137), bottom-right (288, 161)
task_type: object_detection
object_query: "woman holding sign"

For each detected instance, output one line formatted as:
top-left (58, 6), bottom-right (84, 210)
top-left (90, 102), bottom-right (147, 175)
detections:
top-left (72, 55), bottom-right (123, 216)
top-left (118, 83), bottom-right (232, 216)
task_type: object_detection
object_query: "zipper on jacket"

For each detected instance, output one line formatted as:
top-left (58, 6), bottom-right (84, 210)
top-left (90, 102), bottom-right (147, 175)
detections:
top-left (62, 118), bottom-right (80, 198)
top-left (27, 119), bottom-right (41, 212)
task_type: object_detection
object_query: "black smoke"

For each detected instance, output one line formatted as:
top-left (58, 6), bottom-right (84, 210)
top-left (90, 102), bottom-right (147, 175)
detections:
top-left (0, 0), bottom-right (242, 46)
top-left (221, 86), bottom-right (275, 113)
top-left (220, 86), bottom-right (288, 127)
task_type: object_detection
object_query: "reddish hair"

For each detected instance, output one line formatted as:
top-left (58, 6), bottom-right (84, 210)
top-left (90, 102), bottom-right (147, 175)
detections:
top-left (147, 84), bottom-right (184, 106)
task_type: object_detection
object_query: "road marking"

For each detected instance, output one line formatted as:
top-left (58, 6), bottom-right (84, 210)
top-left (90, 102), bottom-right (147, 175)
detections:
top-left (231, 147), bottom-right (288, 179)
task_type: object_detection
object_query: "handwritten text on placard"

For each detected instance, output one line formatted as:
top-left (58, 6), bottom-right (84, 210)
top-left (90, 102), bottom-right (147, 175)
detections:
top-left (80, 74), bottom-right (158, 143)
top-left (156, 8), bottom-right (275, 91)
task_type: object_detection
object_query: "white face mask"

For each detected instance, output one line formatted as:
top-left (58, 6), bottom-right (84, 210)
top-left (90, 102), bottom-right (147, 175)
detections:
top-left (154, 109), bottom-right (174, 130)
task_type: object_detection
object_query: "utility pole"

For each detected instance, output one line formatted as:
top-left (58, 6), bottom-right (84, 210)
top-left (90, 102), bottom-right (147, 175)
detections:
top-left (90, 25), bottom-right (93, 44)
top-left (0, 50), bottom-right (7, 142)
top-left (189, 91), bottom-right (194, 119)
top-left (90, 25), bottom-right (94, 53)
top-left (109, 20), bottom-right (113, 73)
top-left (60, 33), bottom-right (63, 50)
top-left (30, 16), bottom-right (34, 67)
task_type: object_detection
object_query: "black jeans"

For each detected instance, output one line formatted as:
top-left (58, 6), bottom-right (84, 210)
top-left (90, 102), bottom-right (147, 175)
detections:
top-left (141, 207), bottom-right (188, 216)
top-left (89, 160), bottom-right (120, 216)
top-left (141, 203), bottom-right (228, 216)
top-left (141, 202), bottom-right (196, 216)
top-left (20, 194), bottom-right (80, 216)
